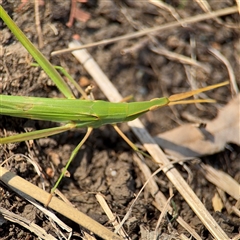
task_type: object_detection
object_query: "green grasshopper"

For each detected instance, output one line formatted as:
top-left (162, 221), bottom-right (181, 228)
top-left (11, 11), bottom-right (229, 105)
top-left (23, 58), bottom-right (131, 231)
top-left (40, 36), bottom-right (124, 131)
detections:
top-left (0, 6), bottom-right (229, 205)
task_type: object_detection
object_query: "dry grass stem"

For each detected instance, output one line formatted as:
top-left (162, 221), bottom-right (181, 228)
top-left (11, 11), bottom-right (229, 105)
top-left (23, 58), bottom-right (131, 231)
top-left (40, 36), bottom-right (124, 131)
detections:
top-left (149, 44), bottom-right (209, 71)
top-left (52, 6), bottom-right (238, 55)
top-left (0, 206), bottom-right (56, 240)
top-left (96, 193), bottom-right (129, 239)
top-left (200, 163), bottom-right (240, 200)
top-left (208, 46), bottom-right (239, 95)
top-left (0, 167), bottom-right (123, 240)
top-left (34, 0), bottom-right (43, 48)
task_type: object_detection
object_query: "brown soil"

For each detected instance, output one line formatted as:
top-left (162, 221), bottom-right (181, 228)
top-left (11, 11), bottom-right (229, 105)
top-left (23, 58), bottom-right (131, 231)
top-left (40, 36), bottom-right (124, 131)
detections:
top-left (0, 1), bottom-right (239, 239)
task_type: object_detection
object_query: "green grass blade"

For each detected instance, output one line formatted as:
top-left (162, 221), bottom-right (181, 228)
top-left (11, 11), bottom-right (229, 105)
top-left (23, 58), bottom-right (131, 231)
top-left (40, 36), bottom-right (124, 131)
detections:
top-left (0, 6), bottom-right (74, 99)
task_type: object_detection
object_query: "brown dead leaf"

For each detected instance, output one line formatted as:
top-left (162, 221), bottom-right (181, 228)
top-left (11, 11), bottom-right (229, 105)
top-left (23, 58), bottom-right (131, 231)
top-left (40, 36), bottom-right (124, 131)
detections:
top-left (154, 94), bottom-right (240, 158)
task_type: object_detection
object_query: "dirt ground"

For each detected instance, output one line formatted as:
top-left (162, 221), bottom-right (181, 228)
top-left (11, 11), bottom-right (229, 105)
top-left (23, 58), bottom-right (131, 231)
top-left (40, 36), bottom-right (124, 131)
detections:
top-left (0, 1), bottom-right (239, 239)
